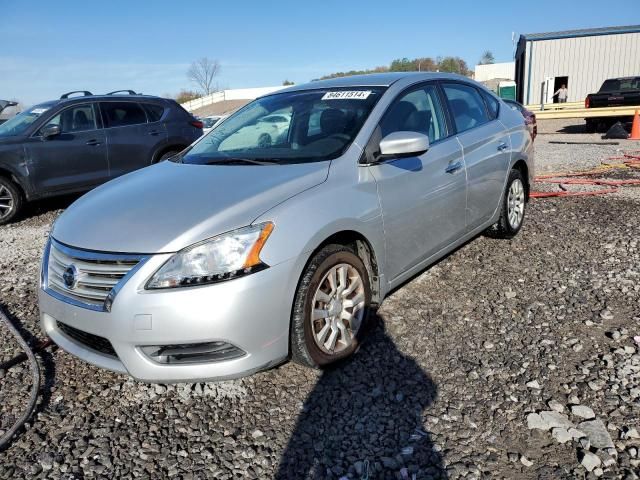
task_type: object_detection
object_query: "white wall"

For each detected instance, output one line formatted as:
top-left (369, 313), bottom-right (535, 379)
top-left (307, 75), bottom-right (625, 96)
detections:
top-left (474, 62), bottom-right (515, 82)
top-left (181, 86), bottom-right (287, 112)
top-left (523, 32), bottom-right (640, 104)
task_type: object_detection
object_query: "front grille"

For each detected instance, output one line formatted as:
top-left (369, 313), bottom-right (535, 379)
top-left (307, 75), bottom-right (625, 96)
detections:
top-left (57, 321), bottom-right (117, 357)
top-left (45, 239), bottom-right (146, 311)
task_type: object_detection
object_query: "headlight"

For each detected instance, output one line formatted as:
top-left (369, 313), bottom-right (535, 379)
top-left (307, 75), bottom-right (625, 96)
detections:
top-left (146, 222), bottom-right (274, 289)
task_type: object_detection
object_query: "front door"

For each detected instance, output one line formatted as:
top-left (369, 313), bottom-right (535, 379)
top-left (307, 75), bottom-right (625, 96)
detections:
top-left (26, 103), bottom-right (109, 194)
top-left (366, 83), bottom-right (467, 282)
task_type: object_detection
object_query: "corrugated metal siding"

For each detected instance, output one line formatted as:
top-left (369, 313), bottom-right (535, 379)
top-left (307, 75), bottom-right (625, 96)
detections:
top-left (524, 32), bottom-right (640, 104)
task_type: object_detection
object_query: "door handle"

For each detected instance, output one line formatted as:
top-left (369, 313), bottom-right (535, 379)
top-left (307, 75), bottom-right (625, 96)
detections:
top-left (86, 140), bottom-right (102, 146)
top-left (148, 131), bottom-right (161, 136)
top-left (445, 161), bottom-right (464, 174)
top-left (497, 142), bottom-right (508, 151)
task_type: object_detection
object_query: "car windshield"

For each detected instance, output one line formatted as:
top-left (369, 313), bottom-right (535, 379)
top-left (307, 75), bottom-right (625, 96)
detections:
top-left (0, 103), bottom-right (52, 137)
top-left (180, 87), bottom-right (385, 165)
top-left (599, 78), bottom-right (640, 93)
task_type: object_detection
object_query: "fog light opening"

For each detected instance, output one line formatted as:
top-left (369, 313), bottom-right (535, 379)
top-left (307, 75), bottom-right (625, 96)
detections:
top-left (140, 341), bottom-right (245, 364)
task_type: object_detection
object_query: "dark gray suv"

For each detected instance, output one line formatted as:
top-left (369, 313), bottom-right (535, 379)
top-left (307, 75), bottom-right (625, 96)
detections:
top-left (0, 90), bottom-right (203, 224)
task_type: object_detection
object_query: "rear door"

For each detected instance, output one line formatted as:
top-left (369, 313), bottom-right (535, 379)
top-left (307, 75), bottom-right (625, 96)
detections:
top-left (26, 103), bottom-right (109, 193)
top-left (366, 82), bottom-right (467, 282)
top-left (100, 101), bottom-right (166, 179)
top-left (441, 82), bottom-right (510, 230)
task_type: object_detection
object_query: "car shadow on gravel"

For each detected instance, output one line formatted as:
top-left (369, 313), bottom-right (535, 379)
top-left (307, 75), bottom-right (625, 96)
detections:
top-left (275, 314), bottom-right (446, 480)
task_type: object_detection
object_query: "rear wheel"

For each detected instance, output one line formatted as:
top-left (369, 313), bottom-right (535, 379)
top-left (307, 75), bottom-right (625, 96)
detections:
top-left (291, 245), bottom-right (371, 368)
top-left (585, 119), bottom-right (596, 134)
top-left (0, 177), bottom-right (23, 226)
top-left (157, 150), bottom-right (181, 162)
top-left (489, 169), bottom-right (526, 239)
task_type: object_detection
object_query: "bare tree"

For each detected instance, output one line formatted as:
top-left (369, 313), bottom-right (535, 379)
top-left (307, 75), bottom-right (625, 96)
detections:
top-left (479, 50), bottom-right (495, 65)
top-left (187, 58), bottom-right (221, 96)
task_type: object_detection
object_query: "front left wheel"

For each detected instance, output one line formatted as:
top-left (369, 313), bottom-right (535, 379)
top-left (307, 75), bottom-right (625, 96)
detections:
top-left (0, 177), bottom-right (23, 226)
top-left (291, 244), bottom-right (371, 368)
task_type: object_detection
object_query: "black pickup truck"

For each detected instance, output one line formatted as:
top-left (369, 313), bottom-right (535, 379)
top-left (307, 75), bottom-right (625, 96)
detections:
top-left (584, 77), bottom-right (640, 133)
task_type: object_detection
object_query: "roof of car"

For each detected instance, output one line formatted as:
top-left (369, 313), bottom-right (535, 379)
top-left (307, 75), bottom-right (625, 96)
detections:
top-left (273, 72), bottom-right (470, 94)
top-left (58, 94), bottom-right (164, 104)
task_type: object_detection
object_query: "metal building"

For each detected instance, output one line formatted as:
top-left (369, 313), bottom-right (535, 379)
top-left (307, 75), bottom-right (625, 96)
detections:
top-left (515, 25), bottom-right (640, 105)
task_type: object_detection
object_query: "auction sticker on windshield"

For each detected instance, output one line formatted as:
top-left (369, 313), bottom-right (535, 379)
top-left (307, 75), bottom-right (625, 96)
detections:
top-left (322, 90), bottom-right (372, 100)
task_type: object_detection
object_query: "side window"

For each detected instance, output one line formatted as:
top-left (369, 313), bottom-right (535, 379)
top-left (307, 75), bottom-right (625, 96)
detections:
top-left (101, 102), bottom-right (148, 128)
top-left (379, 84), bottom-right (446, 144)
top-left (42, 104), bottom-right (97, 133)
top-left (481, 90), bottom-right (500, 120)
top-left (143, 104), bottom-right (165, 122)
top-left (442, 83), bottom-right (490, 133)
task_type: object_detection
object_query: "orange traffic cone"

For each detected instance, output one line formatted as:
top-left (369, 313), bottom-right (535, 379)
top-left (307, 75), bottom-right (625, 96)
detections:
top-left (631, 110), bottom-right (640, 140)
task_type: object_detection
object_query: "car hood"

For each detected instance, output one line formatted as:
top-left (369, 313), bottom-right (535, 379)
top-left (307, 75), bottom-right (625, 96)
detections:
top-left (53, 160), bottom-right (330, 253)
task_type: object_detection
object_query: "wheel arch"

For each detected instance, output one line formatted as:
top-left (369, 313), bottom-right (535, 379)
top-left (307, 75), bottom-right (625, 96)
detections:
top-left (306, 230), bottom-right (382, 306)
top-left (511, 158), bottom-right (530, 200)
top-left (0, 167), bottom-right (27, 200)
top-left (152, 144), bottom-right (188, 163)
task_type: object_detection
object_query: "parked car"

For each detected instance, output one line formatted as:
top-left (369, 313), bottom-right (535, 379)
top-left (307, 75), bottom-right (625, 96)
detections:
top-left (217, 112), bottom-right (291, 149)
top-left (202, 115), bottom-right (227, 134)
top-left (503, 99), bottom-right (537, 140)
top-left (585, 76), bottom-right (640, 133)
top-left (0, 90), bottom-right (203, 224)
top-left (39, 73), bottom-right (533, 383)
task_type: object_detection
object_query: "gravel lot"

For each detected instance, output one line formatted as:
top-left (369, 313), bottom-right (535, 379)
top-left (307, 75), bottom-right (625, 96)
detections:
top-left (1, 120), bottom-right (640, 479)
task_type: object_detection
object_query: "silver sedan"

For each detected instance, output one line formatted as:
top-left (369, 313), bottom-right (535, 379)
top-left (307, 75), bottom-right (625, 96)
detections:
top-left (39, 72), bottom-right (534, 382)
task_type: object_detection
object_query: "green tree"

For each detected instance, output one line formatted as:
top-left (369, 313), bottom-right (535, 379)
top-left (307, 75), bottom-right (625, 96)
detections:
top-left (437, 56), bottom-right (470, 75)
top-left (282, 80), bottom-right (295, 86)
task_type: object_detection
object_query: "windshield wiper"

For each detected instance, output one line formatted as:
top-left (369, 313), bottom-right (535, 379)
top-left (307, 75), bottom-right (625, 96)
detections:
top-left (204, 158), bottom-right (281, 166)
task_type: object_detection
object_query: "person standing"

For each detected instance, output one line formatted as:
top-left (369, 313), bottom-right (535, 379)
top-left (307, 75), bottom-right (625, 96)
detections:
top-left (554, 84), bottom-right (568, 103)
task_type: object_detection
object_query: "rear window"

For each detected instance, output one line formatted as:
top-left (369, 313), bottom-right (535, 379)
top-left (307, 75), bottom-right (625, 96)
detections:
top-left (101, 102), bottom-right (147, 127)
top-left (143, 103), bottom-right (165, 122)
top-left (599, 78), bottom-right (640, 93)
top-left (481, 91), bottom-right (500, 120)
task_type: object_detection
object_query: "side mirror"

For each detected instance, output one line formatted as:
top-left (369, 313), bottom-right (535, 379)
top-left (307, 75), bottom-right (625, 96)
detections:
top-left (41, 124), bottom-right (61, 139)
top-left (379, 131), bottom-right (429, 158)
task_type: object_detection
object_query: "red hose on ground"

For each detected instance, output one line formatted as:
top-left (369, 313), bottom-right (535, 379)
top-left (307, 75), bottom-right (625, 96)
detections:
top-left (531, 149), bottom-right (640, 199)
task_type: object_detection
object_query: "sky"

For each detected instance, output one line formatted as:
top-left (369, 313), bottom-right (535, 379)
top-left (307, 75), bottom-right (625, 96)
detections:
top-left (1, 0), bottom-right (639, 106)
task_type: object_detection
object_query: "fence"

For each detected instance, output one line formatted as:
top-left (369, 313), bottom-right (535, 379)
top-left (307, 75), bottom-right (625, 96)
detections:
top-left (181, 86), bottom-right (287, 112)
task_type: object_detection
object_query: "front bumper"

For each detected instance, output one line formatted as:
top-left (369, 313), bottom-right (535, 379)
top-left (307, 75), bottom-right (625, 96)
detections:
top-left (39, 253), bottom-right (299, 383)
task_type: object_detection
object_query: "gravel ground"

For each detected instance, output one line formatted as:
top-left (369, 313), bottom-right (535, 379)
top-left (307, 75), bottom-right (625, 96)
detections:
top-left (1, 123), bottom-right (640, 479)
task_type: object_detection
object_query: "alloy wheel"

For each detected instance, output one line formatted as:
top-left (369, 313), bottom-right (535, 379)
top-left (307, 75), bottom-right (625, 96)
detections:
top-left (507, 178), bottom-right (525, 229)
top-left (0, 184), bottom-right (14, 220)
top-left (310, 263), bottom-right (366, 354)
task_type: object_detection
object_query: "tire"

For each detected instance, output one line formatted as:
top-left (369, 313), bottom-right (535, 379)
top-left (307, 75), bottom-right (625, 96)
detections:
top-left (291, 244), bottom-right (371, 369)
top-left (257, 134), bottom-right (272, 148)
top-left (0, 177), bottom-right (23, 226)
top-left (489, 169), bottom-right (526, 239)
top-left (157, 150), bottom-right (181, 162)
top-left (585, 120), bottom-right (596, 134)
